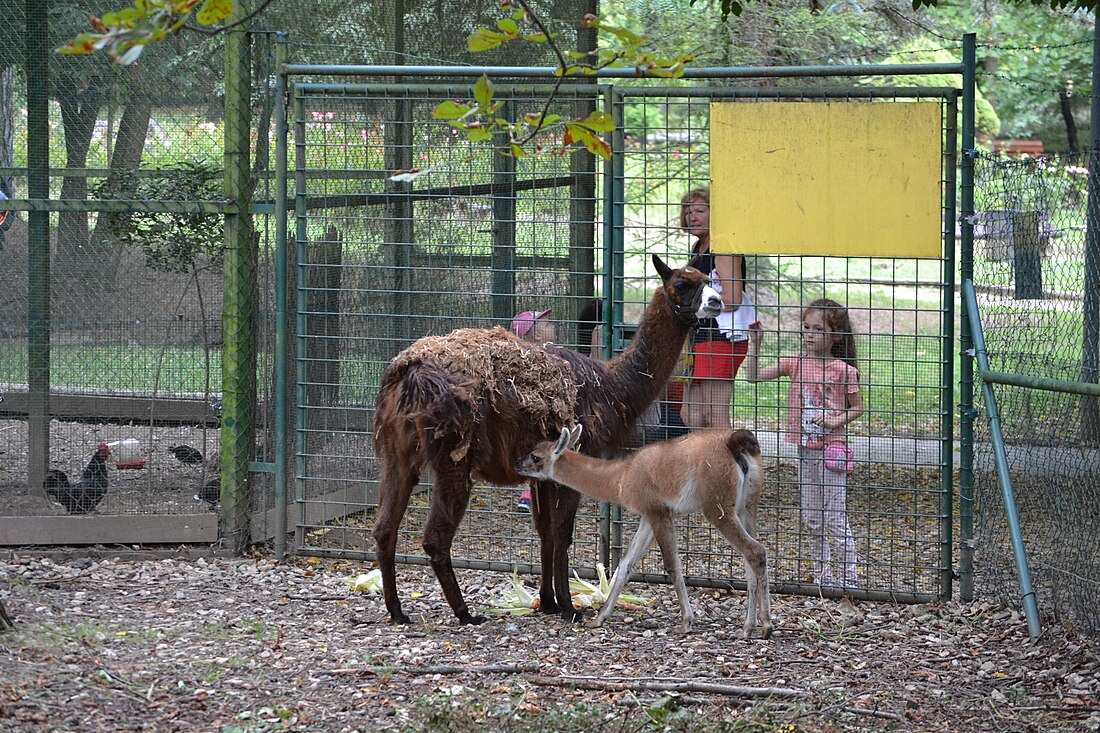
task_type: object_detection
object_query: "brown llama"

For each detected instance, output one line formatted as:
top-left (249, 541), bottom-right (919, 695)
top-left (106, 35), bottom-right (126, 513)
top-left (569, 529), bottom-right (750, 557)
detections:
top-left (371, 254), bottom-right (721, 625)
top-left (516, 425), bottom-right (773, 638)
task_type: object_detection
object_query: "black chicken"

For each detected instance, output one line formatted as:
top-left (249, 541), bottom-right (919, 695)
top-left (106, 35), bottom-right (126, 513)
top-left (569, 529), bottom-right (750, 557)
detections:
top-left (168, 444), bottom-right (204, 464)
top-left (44, 443), bottom-right (111, 514)
top-left (194, 476), bottom-right (220, 507)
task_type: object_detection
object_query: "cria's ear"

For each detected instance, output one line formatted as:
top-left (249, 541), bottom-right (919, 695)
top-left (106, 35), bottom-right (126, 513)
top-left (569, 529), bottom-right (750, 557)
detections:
top-left (553, 427), bottom-right (573, 457)
top-left (652, 253), bottom-right (673, 283)
top-left (566, 424), bottom-right (583, 451)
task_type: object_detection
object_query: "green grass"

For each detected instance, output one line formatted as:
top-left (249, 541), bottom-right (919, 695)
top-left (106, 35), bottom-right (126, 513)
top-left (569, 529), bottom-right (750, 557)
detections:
top-left (0, 345), bottom-right (221, 394)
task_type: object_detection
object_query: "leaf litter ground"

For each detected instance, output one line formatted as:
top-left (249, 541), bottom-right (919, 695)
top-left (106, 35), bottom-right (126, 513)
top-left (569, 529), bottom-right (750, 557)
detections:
top-left (2, 550), bottom-right (1099, 732)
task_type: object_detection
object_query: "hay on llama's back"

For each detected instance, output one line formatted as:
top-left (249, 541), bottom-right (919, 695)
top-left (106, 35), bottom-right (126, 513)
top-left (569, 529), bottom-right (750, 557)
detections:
top-left (391, 327), bottom-right (577, 460)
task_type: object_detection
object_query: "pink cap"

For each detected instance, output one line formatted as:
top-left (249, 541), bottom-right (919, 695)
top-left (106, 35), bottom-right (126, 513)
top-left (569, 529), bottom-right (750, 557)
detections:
top-left (511, 309), bottom-right (552, 339)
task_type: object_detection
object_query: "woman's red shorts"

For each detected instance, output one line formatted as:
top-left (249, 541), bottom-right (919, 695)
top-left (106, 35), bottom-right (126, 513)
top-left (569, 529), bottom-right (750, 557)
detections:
top-left (691, 339), bottom-right (748, 381)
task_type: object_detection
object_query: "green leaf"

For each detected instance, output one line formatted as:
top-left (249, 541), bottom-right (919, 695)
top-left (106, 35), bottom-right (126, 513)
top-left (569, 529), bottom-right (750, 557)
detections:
top-left (468, 28), bottom-right (507, 53)
top-left (196, 0), bottom-right (234, 26)
top-left (473, 75), bottom-right (494, 108)
top-left (465, 126), bottom-right (493, 142)
top-left (523, 112), bottom-right (561, 130)
top-left (564, 123), bottom-right (611, 159)
top-left (599, 24), bottom-right (643, 46)
top-left (573, 110), bottom-right (614, 132)
top-left (432, 100), bottom-right (471, 120)
top-left (509, 144), bottom-right (528, 158)
top-left (523, 32), bottom-right (550, 43)
top-left (496, 18), bottom-right (518, 34)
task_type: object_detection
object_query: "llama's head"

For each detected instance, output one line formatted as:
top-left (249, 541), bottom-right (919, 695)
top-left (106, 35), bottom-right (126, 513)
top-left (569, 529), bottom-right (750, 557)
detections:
top-left (652, 254), bottom-right (722, 325)
top-left (515, 425), bottom-right (583, 480)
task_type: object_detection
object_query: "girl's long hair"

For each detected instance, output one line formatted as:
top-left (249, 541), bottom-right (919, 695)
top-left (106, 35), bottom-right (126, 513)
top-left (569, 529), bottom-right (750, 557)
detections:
top-left (805, 298), bottom-right (858, 373)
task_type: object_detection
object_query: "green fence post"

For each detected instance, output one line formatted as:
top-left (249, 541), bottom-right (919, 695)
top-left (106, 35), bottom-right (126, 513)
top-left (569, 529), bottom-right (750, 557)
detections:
top-left (274, 32), bottom-right (290, 560)
top-left (958, 33), bottom-right (977, 602)
top-left (941, 90), bottom-right (959, 602)
top-left (221, 2), bottom-right (256, 553)
top-left (25, 0), bottom-right (51, 498)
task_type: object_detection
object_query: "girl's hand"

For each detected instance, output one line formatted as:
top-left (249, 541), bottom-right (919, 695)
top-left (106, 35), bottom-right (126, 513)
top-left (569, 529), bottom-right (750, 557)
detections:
top-left (748, 320), bottom-right (764, 345)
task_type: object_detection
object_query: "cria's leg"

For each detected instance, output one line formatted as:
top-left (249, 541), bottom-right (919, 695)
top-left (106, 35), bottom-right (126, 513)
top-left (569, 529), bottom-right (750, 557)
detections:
top-left (650, 510), bottom-right (692, 634)
top-left (704, 504), bottom-right (773, 639)
top-left (422, 461), bottom-right (483, 625)
top-left (591, 518), bottom-right (655, 629)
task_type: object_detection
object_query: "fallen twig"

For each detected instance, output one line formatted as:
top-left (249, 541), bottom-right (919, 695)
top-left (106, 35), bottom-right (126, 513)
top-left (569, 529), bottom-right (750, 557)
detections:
top-left (840, 706), bottom-right (905, 722)
top-left (527, 675), bottom-right (810, 700)
top-left (325, 663), bottom-right (540, 677)
top-left (0, 598), bottom-right (13, 631)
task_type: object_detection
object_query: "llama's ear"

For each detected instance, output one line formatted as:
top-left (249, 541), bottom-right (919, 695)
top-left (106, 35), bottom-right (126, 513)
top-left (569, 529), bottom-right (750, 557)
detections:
top-left (652, 253), bottom-right (674, 283)
top-left (687, 253), bottom-right (703, 271)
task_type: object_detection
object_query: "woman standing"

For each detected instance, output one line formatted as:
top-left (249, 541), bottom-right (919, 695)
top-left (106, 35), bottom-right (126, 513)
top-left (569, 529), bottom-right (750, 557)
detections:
top-left (680, 186), bottom-right (754, 429)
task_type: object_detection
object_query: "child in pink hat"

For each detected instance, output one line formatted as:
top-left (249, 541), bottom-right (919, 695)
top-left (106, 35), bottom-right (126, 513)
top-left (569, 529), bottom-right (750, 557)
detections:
top-left (511, 308), bottom-right (554, 510)
top-left (511, 308), bottom-right (554, 343)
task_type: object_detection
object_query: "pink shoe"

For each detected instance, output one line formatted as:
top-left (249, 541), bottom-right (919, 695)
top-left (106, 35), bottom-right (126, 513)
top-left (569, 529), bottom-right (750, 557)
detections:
top-left (517, 489), bottom-right (531, 511)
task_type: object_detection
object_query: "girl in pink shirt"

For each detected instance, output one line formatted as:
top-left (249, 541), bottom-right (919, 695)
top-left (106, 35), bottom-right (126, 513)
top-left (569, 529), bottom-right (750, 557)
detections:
top-left (746, 298), bottom-right (865, 588)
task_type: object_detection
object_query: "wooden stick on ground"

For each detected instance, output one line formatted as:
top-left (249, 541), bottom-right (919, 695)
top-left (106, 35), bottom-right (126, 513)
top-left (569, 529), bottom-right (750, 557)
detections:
top-left (0, 598), bottom-right (13, 631)
top-left (527, 675), bottom-right (811, 700)
top-left (325, 663), bottom-right (540, 677)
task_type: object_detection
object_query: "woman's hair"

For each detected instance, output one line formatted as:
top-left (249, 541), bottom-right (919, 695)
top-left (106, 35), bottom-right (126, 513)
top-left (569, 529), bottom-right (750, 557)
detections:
top-left (805, 297), bottom-right (858, 372)
top-left (679, 186), bottom-right (710, 230)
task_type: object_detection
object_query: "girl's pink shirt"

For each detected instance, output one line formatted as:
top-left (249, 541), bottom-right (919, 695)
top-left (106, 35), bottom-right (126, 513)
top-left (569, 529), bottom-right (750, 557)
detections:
top-left (778, 355), bottom-right (861, 445)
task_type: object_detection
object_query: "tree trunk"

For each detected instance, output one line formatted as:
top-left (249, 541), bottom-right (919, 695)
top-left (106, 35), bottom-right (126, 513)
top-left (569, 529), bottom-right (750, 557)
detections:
top-left (93, 65), bottom-right (152, 281)
top-left (55, 76), bottom-right (108, 280)
top-left (1060, 88), bottom-right (1078, 153)
top-left (0, 66), bottom-right (13, 194)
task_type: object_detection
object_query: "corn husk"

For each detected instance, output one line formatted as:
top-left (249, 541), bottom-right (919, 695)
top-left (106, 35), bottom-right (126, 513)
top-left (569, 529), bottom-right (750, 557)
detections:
top-left (569, 563), bottom-right (654, 609)
top-left (344, 568), bottom-right (383, 594)
top-left (487, 568), bottom-right (539, 616)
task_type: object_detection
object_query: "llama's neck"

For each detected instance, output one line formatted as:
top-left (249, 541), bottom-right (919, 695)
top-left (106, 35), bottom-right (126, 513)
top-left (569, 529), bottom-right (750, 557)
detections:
top-left (610, 291), bottom-right (690, 407)
top-left (548, 451), bottom-right (636, 508)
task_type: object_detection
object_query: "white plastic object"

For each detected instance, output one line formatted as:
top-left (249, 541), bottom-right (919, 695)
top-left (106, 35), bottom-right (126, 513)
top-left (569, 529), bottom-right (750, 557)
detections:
top-left (107, 438), bottom-right (145, 468)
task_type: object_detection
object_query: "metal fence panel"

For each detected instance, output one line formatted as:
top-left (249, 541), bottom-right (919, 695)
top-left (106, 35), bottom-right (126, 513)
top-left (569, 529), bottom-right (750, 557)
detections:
top-left (282, 71), bottom-right (956, 604)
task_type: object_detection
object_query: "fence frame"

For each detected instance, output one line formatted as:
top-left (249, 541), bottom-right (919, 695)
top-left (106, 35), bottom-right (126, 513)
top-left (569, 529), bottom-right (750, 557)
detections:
top-left (271, 49), bottom-right (972, 604)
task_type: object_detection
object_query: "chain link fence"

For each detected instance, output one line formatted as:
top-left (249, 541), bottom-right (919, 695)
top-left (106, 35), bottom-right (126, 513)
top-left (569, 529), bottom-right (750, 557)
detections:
top-left (970, 151), bottom-right (1100, 636)
top-left (0, 2), bottom-right (587, 544)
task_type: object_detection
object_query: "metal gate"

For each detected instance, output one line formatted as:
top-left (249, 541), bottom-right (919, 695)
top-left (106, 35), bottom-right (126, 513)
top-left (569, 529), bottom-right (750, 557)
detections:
top-left (274, 57), bottom-right (965, 604)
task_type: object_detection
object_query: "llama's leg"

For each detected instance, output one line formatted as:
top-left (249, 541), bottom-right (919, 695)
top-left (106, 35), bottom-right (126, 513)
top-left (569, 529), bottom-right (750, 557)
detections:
top-left (542, 481), bottom-right (584, 622)
top-left (530, 480), bottom-right (560, 615)
top-left (704, 505), bottom-right (773, 639)
top-left (648, 510), bottom-right (693, 634)
top-left (591, 518), bottom-right (655, 629)
top-left (372, 446), bottom-right (420, 625)
top-left (422, 461), bottom-right (483, 625)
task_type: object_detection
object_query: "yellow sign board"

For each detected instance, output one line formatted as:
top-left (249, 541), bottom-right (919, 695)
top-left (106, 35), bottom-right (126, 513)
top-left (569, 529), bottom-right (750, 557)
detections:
top-left (710, 102), bottom-right (942, 258)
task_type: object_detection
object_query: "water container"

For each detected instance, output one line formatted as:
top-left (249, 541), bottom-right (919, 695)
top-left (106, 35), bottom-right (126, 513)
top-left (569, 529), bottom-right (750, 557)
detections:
top-left (107, 438), bottom-right (145, 469)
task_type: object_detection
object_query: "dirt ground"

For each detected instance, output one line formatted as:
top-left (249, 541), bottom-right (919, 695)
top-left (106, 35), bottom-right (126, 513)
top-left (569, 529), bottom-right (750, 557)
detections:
top-left (2, 550), bottom-right (1098, 733)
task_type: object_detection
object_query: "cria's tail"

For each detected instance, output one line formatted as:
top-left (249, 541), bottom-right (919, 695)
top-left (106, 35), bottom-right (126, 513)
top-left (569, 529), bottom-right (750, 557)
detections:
top-left (725, 429), bottom-right (761, 477)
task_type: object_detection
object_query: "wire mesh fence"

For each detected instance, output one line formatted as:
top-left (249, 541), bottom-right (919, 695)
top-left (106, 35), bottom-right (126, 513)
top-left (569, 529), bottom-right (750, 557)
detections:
top-left (0, 7), bottom-right (232, 535)
top-left (971, 151), bottom-right (1100, 636)
top-left (0, 1), bottom-right (588, 545)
